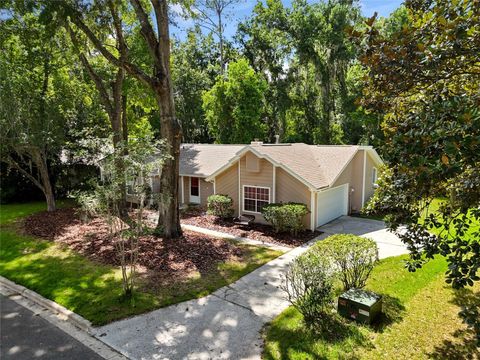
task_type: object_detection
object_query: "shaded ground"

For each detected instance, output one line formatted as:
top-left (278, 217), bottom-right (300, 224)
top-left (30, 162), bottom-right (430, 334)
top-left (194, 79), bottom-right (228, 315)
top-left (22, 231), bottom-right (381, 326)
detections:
top-left (23, 208), bottom-right (246, 281)
top-left (180, 207), bottom-right (320, 247)
top-left (0, 295), bottom-right (103, 360)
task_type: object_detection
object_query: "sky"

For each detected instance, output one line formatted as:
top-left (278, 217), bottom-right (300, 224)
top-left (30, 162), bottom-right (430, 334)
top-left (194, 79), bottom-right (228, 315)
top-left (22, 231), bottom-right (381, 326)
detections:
top-left (170, 0), bottom-right (403, 40)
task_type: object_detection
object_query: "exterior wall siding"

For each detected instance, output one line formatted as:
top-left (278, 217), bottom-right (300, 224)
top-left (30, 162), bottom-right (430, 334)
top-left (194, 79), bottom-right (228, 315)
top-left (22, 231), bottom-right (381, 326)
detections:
top-left (179, 176), bottom-right (213, 206)
top-left (214, 161), bottom-right (239, 216)
top-left (333, 151), bottom-right (362, 213)
top-left (332, 150), bottom-right (377, 213)
top-left (200, 178), bottom-right (214, 205)
top-left (275, 167), bottom-right (312, 229)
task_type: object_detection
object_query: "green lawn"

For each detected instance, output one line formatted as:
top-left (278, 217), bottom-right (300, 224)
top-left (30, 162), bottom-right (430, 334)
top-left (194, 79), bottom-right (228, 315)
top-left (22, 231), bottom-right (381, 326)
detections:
top-left (263, 255), bottom-right (480, 359)
top-left (0, 202), bottom-right (282, 325)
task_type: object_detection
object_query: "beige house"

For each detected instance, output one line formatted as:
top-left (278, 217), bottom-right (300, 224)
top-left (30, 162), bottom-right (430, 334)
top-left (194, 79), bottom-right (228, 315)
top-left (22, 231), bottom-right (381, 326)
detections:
top-left (177, 142), bottom-right (383, 231)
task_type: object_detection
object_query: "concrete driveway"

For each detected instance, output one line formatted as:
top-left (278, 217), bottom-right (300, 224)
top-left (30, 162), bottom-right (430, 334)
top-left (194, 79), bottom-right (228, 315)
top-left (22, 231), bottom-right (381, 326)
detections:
top-left (319, 216), bottom-right (409, 259)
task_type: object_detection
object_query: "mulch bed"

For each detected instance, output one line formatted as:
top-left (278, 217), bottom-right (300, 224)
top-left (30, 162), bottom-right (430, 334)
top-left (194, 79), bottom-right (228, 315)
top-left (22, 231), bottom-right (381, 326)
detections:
top-left (181, 207), bottom-right (321, 248)
top-left (22, 208), bottom-right (244, 279)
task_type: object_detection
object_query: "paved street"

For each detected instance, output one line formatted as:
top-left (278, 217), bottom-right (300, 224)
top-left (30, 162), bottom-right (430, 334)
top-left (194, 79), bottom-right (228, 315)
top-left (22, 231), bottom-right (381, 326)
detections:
top-left (1, 295), bottom-right (104, 360)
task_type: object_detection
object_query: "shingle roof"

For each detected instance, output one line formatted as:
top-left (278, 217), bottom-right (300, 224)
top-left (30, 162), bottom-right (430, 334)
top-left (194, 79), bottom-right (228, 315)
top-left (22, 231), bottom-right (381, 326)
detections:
top-left (180, 142), bottom-right (364, 189)
top-left (180, 144), bottom-right (244, 177)
top-left (250, 143), bottom-right (359, 189)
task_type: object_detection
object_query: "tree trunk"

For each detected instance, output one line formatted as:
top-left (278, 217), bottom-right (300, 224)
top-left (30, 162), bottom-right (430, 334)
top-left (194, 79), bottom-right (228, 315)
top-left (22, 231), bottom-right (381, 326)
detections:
top-left (218, 9), bottom-right (224, 75)
top-left (68, 0), bottom-right (182, 238)
top-left (154, 88), bottom-right (182, 238)
top-left (32, 150), bottom-right (56, 212)
top-left (151, 0), bottom-right (182, 239)
top-left (111, 68), bottom-right (130, 221)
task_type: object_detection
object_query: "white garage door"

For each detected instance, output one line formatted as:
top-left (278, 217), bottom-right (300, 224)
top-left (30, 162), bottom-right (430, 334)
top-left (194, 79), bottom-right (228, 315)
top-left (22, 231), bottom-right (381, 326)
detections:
top-left (316, 184), bottom-right (348, 227)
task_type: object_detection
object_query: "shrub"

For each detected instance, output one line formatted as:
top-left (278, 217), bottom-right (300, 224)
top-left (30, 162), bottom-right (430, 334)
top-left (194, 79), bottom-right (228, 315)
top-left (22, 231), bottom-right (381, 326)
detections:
top-left (207, 194), bottom-right (234, 219)
top-left (282, 251), bottom-right (335, 330)
top-left (261, 202), bottom-right (310, 235)
top-left (312, 234), bottom-right (378, 290)
top-left (72, 189), bottom-right (106, 222)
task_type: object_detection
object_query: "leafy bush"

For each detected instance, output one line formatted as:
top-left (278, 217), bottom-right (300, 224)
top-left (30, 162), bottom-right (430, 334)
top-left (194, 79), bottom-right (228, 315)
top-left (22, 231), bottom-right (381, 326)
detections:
top-left (261, 202), bottom-right (310, 235)
top-left (72, 189), bottom-right (106, 222)
top-left (207, 194), bottom-right (234, 219)
top-left (313, 234), bottom-right (378, 290)
top-left (282, 251), bottom-right (334, 330)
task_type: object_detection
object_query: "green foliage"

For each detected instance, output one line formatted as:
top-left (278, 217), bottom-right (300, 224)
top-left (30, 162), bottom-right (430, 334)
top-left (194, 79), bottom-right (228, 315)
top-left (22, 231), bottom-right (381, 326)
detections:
top-left (236, 1), bottom-right (291, 141)
top-left (0, 9), bottom-right (103, 208)
top-left (203, 58), bottom-right (267, 143)
top-left (261, 202), bottom-right (309, 235)
top-left (172, 28), bottom-right (219, 143)
top-left (358, 0), bottom-right (480, 286)
top-left (207, 194), bottom-right (234, 219)
top-left (282, 251), bottom-right (334, 331)
top-left (356, 0), bottom-right (480, 338)
top-left (312, 234), bottom-right (378, 290)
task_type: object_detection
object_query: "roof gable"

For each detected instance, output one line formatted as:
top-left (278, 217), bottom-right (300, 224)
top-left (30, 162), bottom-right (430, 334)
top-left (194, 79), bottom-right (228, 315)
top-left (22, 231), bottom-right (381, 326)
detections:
top-left (180, 144), bottom-right (244, 177)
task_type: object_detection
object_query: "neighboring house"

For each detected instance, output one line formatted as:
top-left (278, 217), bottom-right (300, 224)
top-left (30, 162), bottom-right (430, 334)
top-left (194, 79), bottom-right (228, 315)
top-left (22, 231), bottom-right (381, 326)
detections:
top-left (178, 141), bottom-right (383, 231)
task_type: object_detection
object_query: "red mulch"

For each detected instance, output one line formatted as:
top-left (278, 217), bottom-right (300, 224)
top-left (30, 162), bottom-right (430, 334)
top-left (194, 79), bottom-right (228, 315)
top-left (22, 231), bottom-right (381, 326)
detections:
top-left (22, 208), bottom-right (244, 277)
top-left (180, 207), bottom-right (320, 248)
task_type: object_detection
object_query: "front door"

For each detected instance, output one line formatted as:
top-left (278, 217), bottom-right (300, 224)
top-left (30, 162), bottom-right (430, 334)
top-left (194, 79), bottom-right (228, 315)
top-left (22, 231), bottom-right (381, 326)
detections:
top-left (189, 177), bottom-right (200, 204)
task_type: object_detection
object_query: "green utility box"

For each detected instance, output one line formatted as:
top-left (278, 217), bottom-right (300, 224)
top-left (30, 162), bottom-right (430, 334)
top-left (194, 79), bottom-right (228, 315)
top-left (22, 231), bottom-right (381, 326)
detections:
top-left (338, 289), bottom-right (382, 324)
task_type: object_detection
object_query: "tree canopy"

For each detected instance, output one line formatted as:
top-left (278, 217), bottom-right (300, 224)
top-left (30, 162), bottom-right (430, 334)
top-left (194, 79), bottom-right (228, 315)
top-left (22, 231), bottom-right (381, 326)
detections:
top-left (203, 58), bottom-right (267, 143)
top-left (359, 0), bottom-right (479, 336)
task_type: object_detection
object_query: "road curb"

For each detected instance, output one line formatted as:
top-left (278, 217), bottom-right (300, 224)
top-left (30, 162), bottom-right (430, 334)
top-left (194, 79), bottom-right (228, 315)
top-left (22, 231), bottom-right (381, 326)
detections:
top-left (0, 276), bottom-right (93, 334)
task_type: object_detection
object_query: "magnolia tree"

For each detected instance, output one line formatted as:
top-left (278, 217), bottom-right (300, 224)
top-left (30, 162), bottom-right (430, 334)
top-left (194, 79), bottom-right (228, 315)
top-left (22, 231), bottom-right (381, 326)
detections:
top-left (355, 0), bottom-right (480, 339)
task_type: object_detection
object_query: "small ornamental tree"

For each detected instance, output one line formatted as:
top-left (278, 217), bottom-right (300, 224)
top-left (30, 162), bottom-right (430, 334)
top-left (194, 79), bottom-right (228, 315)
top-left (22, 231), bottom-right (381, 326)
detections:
top-left (313, 234), bottom-right (378, 291)
top-left (75, 137), bottom-right (168, 298)
top-left (262, 202), bottom-right (309, 235)
top-left (207, 194), bottom-right (234, 219)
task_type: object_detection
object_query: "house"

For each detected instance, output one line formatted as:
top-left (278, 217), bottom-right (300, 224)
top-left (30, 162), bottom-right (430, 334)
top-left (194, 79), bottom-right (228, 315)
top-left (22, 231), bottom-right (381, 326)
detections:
top-left (175, 141), bottom-right (383, 231)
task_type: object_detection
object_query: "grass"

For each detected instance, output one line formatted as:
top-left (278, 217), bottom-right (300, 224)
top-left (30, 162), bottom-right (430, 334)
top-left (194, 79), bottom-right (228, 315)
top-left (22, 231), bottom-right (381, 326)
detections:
top-left (263, 255), bottom-right (480, 359)
top-left (423, 198), bottom-right (479, 241)
top-left (264, 198), bottom-right (480, 359)
top-left (0, 202), bottom-right (282, 325)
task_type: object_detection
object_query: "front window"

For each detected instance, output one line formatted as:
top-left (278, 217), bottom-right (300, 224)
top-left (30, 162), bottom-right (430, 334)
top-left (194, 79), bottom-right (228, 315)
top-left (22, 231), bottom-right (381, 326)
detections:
top-left (372, 167), bottom-right (378, 184)
top-left (243, 186), bottom-right (270, 213)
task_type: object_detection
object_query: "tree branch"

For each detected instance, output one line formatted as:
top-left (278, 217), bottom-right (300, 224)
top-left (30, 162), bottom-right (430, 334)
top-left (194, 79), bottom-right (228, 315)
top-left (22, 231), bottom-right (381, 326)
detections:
top-left (68, 10), bottom-right (153, 88)
top-left (2, 156), bottom-right (45, 193)
top-left (130, 0), bottom-right (162, 69)
top-left (66, 23), bottom-right (114, 117)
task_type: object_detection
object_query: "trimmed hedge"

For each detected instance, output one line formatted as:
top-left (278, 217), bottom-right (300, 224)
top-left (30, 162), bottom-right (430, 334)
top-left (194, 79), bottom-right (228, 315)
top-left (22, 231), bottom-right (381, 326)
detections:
top-left (262, 202), bottom-right (310, 235)
top-left (207, 194), bottom-right (234, 219)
